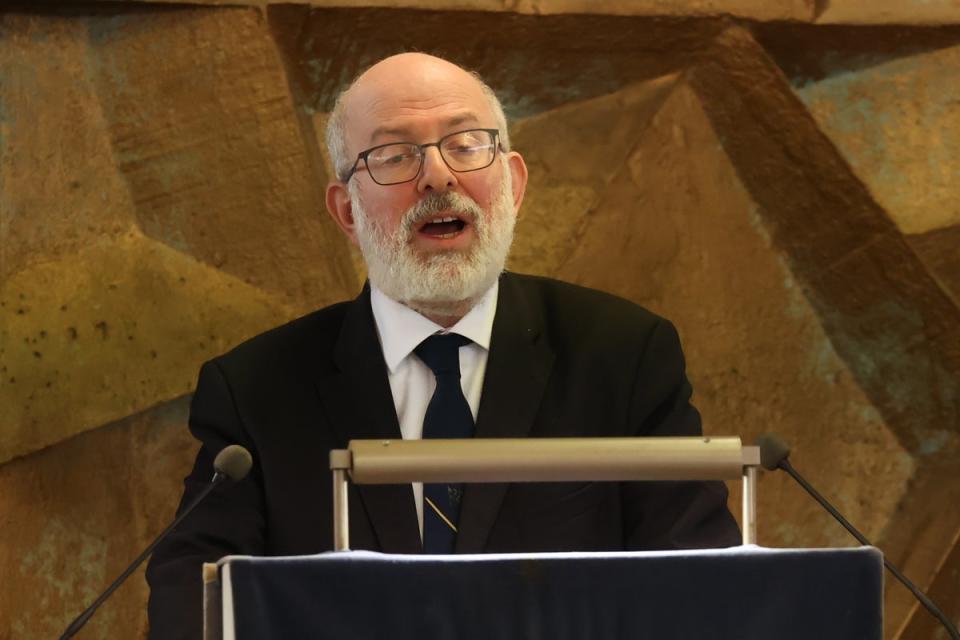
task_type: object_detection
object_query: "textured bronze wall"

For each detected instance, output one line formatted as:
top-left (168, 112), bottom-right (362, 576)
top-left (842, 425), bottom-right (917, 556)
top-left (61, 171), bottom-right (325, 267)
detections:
top-left (1, 3), bottom-right (958, 638)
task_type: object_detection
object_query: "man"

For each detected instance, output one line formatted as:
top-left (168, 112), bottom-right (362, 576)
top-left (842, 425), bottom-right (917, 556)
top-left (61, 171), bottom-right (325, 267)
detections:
top-left (146, 53), bottom-right (739, 639)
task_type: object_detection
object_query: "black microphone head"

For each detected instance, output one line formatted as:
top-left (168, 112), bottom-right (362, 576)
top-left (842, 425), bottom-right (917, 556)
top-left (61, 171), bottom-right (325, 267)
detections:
top-left (757, 433), bottom-right (791, 470)
top-left (213, 445), bottom-right (253, 482)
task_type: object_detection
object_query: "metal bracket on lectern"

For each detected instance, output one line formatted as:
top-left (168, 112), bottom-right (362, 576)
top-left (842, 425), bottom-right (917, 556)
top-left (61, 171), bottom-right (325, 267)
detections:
top-left (329, 437), bottom-right (764, 551)
top-left (741, 445), bottom-right (761, 545)
top-left (329, 449), bottom-right (352, 552)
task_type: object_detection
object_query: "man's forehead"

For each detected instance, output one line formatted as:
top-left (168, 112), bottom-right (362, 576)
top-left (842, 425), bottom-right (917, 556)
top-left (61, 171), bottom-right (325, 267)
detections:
top-left (342, 57), bottom-right (494, 144)
top-left (366, 110), bottom-right (481, 139)
top-left (353, 82), bottom-right (488, 119)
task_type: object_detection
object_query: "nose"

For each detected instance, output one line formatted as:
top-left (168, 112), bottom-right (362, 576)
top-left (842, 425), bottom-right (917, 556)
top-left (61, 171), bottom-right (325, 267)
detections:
top-left (416, 145), bottom-right (458, 194)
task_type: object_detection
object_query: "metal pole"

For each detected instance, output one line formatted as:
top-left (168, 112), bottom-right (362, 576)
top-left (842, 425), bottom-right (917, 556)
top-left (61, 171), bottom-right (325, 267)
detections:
top-left (330, 450), bottom-right (351, 552)
top-left (348, 437), bottom-right (745, 483)
top-left (742, 465), bottom-right (758, 545)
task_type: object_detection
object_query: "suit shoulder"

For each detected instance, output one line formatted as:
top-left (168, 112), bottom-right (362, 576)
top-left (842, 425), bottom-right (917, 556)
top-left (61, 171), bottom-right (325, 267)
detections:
top-left (213, 298), bottom-right (354, 373)
top-left (505, 273), bottom-right (667, 337)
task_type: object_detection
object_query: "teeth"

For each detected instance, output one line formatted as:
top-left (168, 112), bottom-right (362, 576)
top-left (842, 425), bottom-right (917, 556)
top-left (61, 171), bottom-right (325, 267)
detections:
top-left (429, 216), bottom-right (457, 223)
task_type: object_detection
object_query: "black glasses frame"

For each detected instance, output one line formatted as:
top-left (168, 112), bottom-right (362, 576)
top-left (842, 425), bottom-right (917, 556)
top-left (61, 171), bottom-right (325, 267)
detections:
top-left (341, 128), bottom-right (502, 185)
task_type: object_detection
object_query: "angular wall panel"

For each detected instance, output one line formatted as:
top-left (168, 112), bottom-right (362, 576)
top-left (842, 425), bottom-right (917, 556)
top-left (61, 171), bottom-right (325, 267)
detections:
top-left (508, 75), bottom-right (680, 276)
top-left (688, 25), bottom-right (960, 635)
top-left (3, 5), bottom-right (960, 640)
top-left (908, 224), bottom-right (960, 305)
top-left (689, 25), bottom-right (960, 451)
top-left (0, 398), bottom-right (195, 639)
top-left (547, 80), bottom-right (914, 546)
top-left (795, 44), bottom-right (960, 235)
top-left (283, 7), bottom-right (724, 118)
top-left (0, 13), bottom-right (136, 283)
top-left (87, 6), bottom-right (357, 310)
top-left (1, 7), bottom-right (362, 464)
top-left (1, 232), bottom-right (297, 463)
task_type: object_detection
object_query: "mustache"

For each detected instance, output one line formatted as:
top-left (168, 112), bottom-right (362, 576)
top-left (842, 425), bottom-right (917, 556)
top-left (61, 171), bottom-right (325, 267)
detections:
top-left (401, 192), bottom-right (484, 232)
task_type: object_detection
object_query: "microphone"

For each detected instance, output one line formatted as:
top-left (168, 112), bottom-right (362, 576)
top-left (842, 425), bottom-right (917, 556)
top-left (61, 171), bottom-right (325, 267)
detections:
top-left (59, 444), bottom-right (253, 640)
top-left (757, 434), bottom-right (960, 640)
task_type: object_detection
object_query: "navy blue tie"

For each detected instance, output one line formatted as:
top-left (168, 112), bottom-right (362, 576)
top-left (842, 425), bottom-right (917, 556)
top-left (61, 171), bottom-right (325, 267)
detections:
top-left (415, 333), bottom-right (474, 554)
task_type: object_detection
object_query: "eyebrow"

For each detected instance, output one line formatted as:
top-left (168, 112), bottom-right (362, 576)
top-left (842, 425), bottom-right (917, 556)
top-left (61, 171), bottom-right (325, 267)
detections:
top-left (368, 112), bottom-right (482, 144)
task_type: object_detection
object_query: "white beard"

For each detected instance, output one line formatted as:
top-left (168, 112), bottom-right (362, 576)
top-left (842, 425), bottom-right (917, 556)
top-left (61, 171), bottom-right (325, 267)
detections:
top-left (350, 166), bottom-right (516, 316)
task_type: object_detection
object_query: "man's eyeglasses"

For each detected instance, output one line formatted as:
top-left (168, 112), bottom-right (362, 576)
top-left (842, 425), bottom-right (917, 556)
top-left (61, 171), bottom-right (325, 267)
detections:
top-left (341, 128), bottom-right (501, 185)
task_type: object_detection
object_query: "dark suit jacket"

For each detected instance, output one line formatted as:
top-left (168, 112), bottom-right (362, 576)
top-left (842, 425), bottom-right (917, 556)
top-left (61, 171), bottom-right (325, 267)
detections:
top-left (146, 272), bottom-right (739, 639)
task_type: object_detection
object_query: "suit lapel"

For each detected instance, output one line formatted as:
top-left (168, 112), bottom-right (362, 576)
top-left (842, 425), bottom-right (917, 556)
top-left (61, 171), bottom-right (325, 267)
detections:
top-left (456, 274), bottom-right (556, 552)
top-left (314, 285), bottom-right (422, 553)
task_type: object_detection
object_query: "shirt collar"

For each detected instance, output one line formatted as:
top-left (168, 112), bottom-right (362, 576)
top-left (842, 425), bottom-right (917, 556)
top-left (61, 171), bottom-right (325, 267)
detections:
top-left (370, 280), bottom-right (499, 374)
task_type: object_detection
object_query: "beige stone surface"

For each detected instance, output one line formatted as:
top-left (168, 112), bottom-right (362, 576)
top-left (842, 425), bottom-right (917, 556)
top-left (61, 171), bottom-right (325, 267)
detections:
top-left (796, 44), bottom-right (960, 235)
top-left (83, 0), bottom-right (960, 24)
top-left (83, 0), bottom-right (816, 21)
top-left (687, 26), bottom-right (960, 636)
top-left (1, 7), bottom-right (361, 465)
top-left (0, 14), bottom-right (136, 283)
top-left (87, 6), bottom-right (357, 310)
top-left (880, 450), bottom-right (960, 633)
top-left (0, 232), bottom-right (295, 465)
top-left (0, 396), bottom-right (196, 639)
top-left (689, 24), bottom-right (960, 449)
top-left (817, 0), bottom-right (960, 24)
top-left (546, 80), bottom-right (914, 546)
top-left (289, 6), bottom-right (724, 124)
top-left (508, 75), bottom-right (680, 276)
top-left (298, 0), bottom-right (814, 20)
top-left (801, 227), bottom-right (960, 461)
top-left (908, 224), bottom-right (960, 308)
top-left (3, 5), bottom-right (960, 639)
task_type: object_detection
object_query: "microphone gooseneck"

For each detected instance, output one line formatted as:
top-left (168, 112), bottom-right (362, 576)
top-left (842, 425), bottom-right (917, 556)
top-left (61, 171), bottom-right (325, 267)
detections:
top-left (758, 433), bottom-right (960, 640)
top-left (59, 444), bottom-right (253, 640)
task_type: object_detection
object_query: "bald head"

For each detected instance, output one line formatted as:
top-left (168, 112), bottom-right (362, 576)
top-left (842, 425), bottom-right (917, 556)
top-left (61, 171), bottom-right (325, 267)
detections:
top-left (349, 53), bottom-right (480, 110)
top-left (325, 53), bottom-right (510, 180)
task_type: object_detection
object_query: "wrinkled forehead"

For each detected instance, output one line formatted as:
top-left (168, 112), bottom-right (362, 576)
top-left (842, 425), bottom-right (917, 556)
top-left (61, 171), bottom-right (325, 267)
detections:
top-left (342, 66), bottom-right (496, 151)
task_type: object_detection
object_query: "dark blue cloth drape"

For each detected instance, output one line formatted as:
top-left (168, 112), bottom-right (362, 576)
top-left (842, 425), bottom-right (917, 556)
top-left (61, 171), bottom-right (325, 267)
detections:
top-left (221, 546), bottom-right (882, 640)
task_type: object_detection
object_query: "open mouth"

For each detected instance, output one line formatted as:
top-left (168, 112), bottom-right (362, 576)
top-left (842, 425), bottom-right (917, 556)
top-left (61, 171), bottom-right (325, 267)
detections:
top-left (417, 215), bottom-right (469, 239)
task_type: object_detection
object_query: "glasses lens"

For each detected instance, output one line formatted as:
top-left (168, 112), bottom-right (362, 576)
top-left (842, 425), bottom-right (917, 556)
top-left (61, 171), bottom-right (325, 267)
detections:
top-left (366, 143), bottom-right (422, 184)
top-left (440, 130), bottom-right (496, 172)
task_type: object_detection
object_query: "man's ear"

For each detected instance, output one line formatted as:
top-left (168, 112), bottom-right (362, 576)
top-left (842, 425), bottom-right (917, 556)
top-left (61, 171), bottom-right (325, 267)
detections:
top-left (325, 182), bottom-right (359, 246)
top-left (506, 151), bottom-right (528, 215)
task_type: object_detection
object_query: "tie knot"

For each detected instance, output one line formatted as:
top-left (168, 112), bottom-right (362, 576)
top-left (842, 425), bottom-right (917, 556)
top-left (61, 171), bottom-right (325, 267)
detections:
top-left (415, 333), bottom-right (470, 376)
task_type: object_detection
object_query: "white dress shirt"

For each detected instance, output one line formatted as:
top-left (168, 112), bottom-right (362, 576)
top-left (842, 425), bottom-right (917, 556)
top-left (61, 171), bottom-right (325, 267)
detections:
top-left (369, 281), bottom-right (499, 538)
